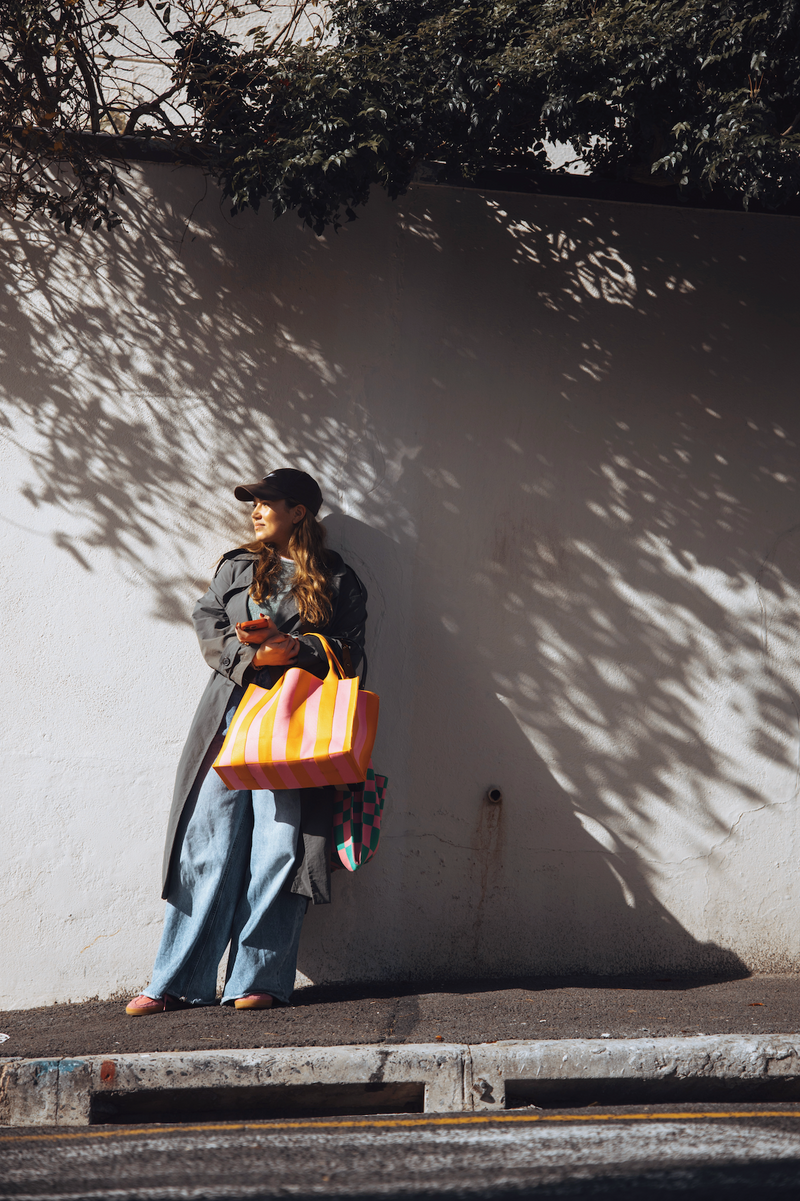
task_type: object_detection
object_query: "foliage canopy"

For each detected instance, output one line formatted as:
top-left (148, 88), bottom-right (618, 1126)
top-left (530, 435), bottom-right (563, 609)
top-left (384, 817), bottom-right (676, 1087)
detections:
top-left (2, 0), bottom-right (799, 233)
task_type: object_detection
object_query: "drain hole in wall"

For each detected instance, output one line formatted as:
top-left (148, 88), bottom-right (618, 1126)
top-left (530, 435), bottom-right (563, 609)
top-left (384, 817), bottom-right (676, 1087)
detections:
top-left (505, 1077), bottom-right (800, 1109)
top-left (92, 1081), bottom-right (426, 1124)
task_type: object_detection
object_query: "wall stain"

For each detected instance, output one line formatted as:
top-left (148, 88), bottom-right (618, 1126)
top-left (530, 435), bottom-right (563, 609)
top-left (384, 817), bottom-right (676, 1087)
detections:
top-left (471, 795), bottom-right (505, 963)
top-left (79, 930), bottom-right (121, 955)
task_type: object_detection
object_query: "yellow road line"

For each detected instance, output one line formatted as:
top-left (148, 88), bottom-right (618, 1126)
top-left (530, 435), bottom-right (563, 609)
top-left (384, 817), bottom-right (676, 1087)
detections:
top-left (3, 1110), bottom-right (800, 1143)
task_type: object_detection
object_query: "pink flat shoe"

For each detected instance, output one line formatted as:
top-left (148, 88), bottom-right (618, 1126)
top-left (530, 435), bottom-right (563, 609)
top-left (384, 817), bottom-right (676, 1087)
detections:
top-left (233, 993), bottom-right (274, 1010)
top-left (125, 993), bottom-right (184, 1016)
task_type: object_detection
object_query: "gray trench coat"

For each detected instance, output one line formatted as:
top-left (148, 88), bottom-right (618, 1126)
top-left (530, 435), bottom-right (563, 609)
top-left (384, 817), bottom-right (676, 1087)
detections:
top-left (161, 548), bottom-right (368, 903)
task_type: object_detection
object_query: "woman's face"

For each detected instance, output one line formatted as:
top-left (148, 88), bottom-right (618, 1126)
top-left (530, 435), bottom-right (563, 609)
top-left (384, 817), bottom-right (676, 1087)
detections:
top-left (251, 499), bottom-right (304, 553)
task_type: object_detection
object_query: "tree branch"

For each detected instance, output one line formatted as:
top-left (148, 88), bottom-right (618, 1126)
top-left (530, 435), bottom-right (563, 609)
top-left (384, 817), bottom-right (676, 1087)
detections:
top-left (122, 80), bottom-right (185, 136)
top-left (66, 34), bottom-right (103, 134)
top-left (782, 110), bottom-right (800, 136)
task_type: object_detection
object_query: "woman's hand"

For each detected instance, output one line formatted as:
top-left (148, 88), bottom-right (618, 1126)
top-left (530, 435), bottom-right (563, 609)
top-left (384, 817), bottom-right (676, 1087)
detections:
top-left (235, 617), bottom-right (299, 666)
top-left (252, 635), bottom-right (300, 668)
top-left (235, 617), bottom-right (299, 667)
top-left (235, 617), bottom-right (278, 645)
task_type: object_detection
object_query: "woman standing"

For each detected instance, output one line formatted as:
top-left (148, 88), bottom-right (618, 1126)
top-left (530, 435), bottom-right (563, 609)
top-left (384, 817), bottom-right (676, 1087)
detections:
top-left (126, 468), bottom-right (367, 1014)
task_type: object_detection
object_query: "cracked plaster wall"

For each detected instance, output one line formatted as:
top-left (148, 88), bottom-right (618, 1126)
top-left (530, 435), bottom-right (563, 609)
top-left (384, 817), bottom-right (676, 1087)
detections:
top-left (1, 166), bottom-right (800, 1009)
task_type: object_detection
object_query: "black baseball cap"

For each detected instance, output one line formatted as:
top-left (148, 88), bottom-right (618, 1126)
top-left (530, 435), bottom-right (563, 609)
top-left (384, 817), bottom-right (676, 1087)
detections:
top-left (234, 468), bottom-right (323, 515)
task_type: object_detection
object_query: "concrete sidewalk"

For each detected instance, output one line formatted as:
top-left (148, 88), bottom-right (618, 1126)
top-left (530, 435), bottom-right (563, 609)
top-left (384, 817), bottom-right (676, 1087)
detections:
top-left (3, 976), bottom-right (800, 1127)
top-left (1, 973), bottom-right (797, 1059)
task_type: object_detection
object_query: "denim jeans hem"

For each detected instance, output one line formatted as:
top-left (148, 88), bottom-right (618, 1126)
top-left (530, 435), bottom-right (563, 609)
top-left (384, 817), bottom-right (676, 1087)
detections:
top-left (148, 692), bottom-right (306, 1009)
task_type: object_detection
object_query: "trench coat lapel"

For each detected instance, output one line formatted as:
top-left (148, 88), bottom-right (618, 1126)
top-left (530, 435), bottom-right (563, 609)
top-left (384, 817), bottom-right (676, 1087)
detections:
top-left (228, 578), bottom-right (253, 624)
top-left (217, 555), bottom-right (256, 627)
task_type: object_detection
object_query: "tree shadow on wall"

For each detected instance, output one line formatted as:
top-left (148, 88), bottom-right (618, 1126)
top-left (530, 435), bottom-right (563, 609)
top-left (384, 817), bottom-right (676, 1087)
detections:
top-left (0, 184), bottom-right (403, 623)
top-left (339, 186), bottom-right (800, 979)
top-left (2, 166), bottom-right (799, 980)
top-left (300, 515), bottom-right (750, 983)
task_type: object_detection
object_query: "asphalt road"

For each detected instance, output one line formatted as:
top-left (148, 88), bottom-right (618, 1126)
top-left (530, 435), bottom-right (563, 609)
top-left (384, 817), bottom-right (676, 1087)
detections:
top-left (4, 1106), bottom-right (800, 1200)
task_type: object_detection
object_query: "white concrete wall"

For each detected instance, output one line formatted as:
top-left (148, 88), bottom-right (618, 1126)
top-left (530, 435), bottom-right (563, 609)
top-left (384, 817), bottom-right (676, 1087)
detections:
top-left (2, 167), bottom-right (800, 1010)
top-left (102, 5), bottom-right (328, 133)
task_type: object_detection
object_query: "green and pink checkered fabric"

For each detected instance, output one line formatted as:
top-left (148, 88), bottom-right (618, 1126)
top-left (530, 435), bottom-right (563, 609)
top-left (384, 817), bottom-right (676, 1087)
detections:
top-left (332, 762), bottom-right (387, 872)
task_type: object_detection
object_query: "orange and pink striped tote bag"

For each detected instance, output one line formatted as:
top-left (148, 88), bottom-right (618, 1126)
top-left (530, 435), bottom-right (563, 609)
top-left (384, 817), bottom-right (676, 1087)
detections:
top-left (212, 634), bottom-right (379, 791)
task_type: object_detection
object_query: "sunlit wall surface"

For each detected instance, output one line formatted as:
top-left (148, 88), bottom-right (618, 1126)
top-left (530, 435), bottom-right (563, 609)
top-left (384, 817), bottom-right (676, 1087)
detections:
top-left (2, 167), bottom-right (798, 1008)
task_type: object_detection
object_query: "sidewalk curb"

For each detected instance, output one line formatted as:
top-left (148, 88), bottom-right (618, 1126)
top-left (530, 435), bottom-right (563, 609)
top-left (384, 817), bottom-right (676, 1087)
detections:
top-left (2, 1034), bottom-right (800, 1126)
top-left (0, 1044), bottom-right (465, 1126)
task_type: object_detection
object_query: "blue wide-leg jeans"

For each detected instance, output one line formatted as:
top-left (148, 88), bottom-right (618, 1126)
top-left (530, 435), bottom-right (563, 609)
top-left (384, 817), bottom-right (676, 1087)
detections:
top-left (148, 691), bottom-right (307, 1006)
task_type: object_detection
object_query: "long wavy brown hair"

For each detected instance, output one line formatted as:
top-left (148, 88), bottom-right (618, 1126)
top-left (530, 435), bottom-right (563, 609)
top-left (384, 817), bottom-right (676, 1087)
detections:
top-left (247, 505), bottom-right (334, 628)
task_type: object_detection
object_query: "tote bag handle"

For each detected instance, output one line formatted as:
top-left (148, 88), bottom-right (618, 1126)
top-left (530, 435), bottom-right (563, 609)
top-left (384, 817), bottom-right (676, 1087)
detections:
top-left (303, 632), bottom-right (349, 679)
